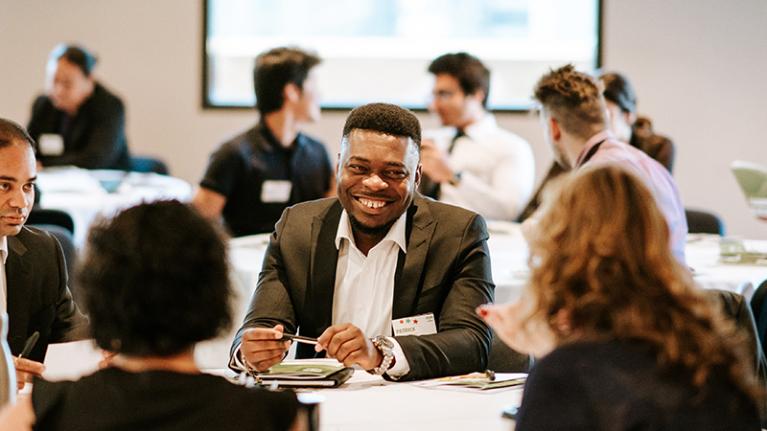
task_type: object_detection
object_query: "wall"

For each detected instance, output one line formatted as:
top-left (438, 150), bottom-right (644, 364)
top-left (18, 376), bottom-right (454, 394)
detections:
top-left (1, 0), bottom-right (765, 238)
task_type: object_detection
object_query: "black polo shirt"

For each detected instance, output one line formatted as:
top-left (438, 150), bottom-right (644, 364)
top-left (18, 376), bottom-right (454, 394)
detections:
top-left (199, 122), bottom-right (333, 236)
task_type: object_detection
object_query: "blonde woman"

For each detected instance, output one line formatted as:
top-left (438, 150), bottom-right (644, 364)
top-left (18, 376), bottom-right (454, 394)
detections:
top-left (480, 165), bottom-right (760, 430)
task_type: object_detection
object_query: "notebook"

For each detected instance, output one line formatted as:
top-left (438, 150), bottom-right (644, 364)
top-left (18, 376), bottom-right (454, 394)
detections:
top-left (257, 360), bottom-right (353, 388)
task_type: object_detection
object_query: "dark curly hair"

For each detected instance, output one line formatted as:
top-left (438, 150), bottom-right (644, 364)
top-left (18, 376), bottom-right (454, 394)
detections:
top-left (253, 46), bottom-right (321, 114)
top-left (428, 52), bottom-right (491, 107)
top-left (342, 103), bottom-right (421, 147)
top-left (77, 200), bottom-right (232, 356)
top-left (534, 64), bottom-right (608, 139)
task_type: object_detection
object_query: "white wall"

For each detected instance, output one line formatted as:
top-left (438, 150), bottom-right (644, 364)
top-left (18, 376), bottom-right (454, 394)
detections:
top-left (1, 0), bottom-right (765, 238)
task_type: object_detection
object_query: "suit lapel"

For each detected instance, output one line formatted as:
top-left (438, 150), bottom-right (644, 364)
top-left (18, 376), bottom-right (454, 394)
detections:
top-left (5, 234), bottom-right (31, 349)
top-left (304, 201), bottom-right (342, 337)
top-left (393, 197), bottom-right (436, 318)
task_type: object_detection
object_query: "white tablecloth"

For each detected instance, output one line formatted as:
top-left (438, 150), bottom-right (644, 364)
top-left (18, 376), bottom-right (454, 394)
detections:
top-left (229, 224), bottom-right (767, 308)
top-left (36, 167), bottom-right (192, 247)
top-left (40, 342), bottom-right (522, 431)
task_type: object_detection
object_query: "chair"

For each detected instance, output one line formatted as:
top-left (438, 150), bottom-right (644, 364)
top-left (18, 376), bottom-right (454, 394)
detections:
top-left (27, 208), bottom-right (75, 235)
top-left (750, 280), bottom-right (767, 353)
top-left (487, 331), bottom-right (534, 373)
top-left (713, 288), bottom-right (767, 424)
top-left (130, 156), bottom-right (169, 175)
top-left (685, 208), bottom-right (725, 235)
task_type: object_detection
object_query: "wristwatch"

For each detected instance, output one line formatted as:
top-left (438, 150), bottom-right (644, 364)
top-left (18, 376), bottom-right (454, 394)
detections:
top-left (368, 336), bottom-right (395, 376)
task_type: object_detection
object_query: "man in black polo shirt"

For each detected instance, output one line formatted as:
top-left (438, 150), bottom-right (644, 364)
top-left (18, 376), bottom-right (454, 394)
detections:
top-left (193, 47), bottom-right (333, 236)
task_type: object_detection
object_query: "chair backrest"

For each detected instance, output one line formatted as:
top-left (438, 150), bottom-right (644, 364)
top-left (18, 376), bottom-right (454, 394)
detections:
top-left (751, 280), bottom-right (767, 353)
top-left (712, 288), bottom-right (767, 424)
top-left (685, 208), bottom-right (725, 235)
top-left (130, 156), bottom-right (169, 175)
top-left (27, 209), bottom-right (75, 235)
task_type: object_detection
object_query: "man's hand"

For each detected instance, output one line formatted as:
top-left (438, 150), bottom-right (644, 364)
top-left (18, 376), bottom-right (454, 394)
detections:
top-left (13, 357), bottom-right (45, 391)
top-left (420, 139), bottom-right (454, 183)
top-left (240, 324), bottom-right (291, 372)
top-left (315, 323), bottom-right (382, 370)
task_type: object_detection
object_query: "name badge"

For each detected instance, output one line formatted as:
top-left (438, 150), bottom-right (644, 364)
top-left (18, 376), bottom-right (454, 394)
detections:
top-left (392, 313), bottom-right (437, 336)
top-left (39, 134), bottom-right (64, 156)
top-left (261, 180), bottom-right (292, 203)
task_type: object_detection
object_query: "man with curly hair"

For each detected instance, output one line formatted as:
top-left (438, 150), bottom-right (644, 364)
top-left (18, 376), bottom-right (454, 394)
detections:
top-left (531, 65), bottom-right (687, 263)
top-left (230, 103), bottom-right (494, 381)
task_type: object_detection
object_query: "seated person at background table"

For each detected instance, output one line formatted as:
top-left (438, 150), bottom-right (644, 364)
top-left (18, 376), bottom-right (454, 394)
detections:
top-left (479, 165), bottom-right (761, 430)
top-left (419, 52), bottom-right (535, 221)
top-left (230, 103), bottom-right (494, 381)
top-left (0, 200), bottom-right (304, 431)
top-left (0, 118), bottom-right (87, 391)
top-left (526, 64), bottom-right (687, 263)
top-left (518, 70), bottom-right (675, 221)
top-left (193, 47), bottom-right (334, 237)
top-left (27, 44), bottom-right (131, 170)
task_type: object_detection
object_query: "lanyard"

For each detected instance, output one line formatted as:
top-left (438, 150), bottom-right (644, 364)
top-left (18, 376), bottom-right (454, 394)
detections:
top-left (578, 139), bottom-right (606, 167)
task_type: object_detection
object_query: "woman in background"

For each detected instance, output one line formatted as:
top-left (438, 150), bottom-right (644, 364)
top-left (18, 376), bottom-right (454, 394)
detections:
top-left (27, 43), bottom-right (131, 170)
top-left (481, 165), bottom-right (760, 430)
top-left (0, 201), bottom-right (303, 430)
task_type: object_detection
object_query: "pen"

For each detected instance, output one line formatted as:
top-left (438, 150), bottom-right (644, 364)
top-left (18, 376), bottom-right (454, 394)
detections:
top-left (278, 334), bottom-right (318, 345)
top-left (19, 331), bottom-right (40, 359)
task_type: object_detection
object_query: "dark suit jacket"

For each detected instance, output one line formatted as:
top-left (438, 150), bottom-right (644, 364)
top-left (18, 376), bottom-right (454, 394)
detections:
top-left (27, 83), bottom-right (131, 170)
top-left (6, 227), bottom-right (87, 362)
top-left (231, 196), bottom-right (494, 381)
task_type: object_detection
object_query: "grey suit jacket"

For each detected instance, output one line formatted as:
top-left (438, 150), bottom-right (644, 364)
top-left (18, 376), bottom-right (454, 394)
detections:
top-left (231, 196), bottom-right (494, 381)
top-left (6, 226), bottom-right (88, 362)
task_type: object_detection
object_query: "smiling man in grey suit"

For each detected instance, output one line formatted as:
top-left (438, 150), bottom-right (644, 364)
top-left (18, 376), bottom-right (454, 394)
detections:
top-left (0, 118), bottom-right (87, 389)
top-left (230, 103), bottom-right (494, 381)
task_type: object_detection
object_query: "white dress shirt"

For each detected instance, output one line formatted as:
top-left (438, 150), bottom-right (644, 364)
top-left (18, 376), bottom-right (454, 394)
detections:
top-left (0, 236), bottom-right (8, 315)
top-left (427, 113), bottom-right (535, 220)
top-left (333, 210), bottom-right (410, 377)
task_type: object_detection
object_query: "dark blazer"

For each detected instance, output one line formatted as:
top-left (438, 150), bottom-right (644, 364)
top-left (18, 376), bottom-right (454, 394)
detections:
top-left (27, 83), bottom-right (131, 170)
top-left (231, 196), bottom-right (494, 381)
top-left (6, 227), bottom-right (87, 362)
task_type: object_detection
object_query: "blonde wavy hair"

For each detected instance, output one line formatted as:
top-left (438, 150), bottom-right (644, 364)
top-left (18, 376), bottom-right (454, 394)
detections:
top-left (528, 164), bottom-right (758, 397)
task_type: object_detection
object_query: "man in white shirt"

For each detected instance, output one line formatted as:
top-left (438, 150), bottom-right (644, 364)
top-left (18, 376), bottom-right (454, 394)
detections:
top-left (0, 118), bottom-right (86, 390)
top-left (421, 52), bottom-right (535, 221)
top-left (230, 103), bottom-right (494, 381)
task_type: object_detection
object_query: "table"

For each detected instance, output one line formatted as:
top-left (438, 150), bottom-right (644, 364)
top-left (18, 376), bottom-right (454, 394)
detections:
top-left (36, 167), bottom-right (192, 247)
top-left (40, 341), bottom-right (522, 431)
top-left (228, 224), bottom-right (767, 307)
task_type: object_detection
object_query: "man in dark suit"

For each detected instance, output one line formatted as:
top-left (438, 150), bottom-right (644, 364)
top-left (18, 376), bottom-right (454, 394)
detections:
top-left (230, 103), bottom-right (494, 381)
top-left (0, 118), bottom-right (87, 389)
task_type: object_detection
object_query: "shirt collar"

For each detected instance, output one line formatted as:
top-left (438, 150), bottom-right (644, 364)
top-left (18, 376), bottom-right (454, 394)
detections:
top-left (335, 209), bottom-right (408, 253)
top-left (574, 130), bottom-right (615, 167)
top-left (257, 121), bottom-right (301, 152)
top-left (463, 112), bottom-right (496, 139)
top-left (0, 236), bottom-right (8, 264)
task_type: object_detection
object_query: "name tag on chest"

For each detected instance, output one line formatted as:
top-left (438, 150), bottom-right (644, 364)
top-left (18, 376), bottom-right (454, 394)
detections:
top-left (39, 134), bottom-right (65, 156)
top-left (392, 313), bottom-right (437, 336)
top-left (261, 180), bottom-right (292, 203)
